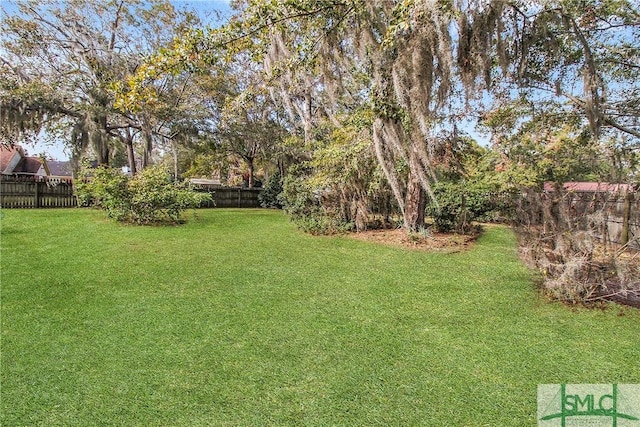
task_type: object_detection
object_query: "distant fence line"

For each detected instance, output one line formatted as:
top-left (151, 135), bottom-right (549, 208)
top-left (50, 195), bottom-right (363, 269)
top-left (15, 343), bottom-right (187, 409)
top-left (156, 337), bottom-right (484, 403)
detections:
top-left (562, 190), bottom-right (638, 249)
top-left (192, 186), bottom-right (263, 208)
top-left (0, 176), bottom-right (263, 209)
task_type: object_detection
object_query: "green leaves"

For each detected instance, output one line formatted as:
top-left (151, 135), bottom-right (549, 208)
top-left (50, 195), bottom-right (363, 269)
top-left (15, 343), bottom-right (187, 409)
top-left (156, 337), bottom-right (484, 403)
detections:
top-left (426, 181), bottom-right (515, 233)
top-left (76, 165), bottom-right (211, 225)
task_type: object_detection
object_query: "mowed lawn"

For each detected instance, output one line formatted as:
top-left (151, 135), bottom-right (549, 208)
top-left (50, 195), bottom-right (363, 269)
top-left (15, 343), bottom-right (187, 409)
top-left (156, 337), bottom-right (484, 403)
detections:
top-left (1, 209), bottom-right (638, 426)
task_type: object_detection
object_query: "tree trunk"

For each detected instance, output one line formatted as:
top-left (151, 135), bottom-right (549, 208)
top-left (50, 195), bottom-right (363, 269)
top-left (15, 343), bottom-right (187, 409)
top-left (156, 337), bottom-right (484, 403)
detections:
top-left (126, 137), bottom-right (136, 175)
top-left (404, 172), bottom-right (426, 231)
top-left (173, 141), bottom-right (179, 181)
top-left (94, 115), bottom-right (110, 165)
top-left (141, 114), bottom-right (153, 168)
top-left (121, 130), bottom-right (137, 175)
top-left (247, 158), bottom-right (255, 188)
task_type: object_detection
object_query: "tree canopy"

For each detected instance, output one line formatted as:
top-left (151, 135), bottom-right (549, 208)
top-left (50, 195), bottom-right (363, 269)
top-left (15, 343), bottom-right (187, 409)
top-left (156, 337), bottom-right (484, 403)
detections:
top-left (2, 0), bottom-right (638, 231)
top-left (0, 0), bottom-right (201, 170)
top-left (200, 0), bottom-right (638, 229)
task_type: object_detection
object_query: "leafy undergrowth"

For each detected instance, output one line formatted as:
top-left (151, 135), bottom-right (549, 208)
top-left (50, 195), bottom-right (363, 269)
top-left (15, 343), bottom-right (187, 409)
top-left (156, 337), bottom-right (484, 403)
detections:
top-left (2, 209), bottom-right (639, 426)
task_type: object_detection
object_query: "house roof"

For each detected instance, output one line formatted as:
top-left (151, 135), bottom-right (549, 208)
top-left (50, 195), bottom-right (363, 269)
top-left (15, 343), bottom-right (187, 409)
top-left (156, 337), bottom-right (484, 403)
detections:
top-left (0, 145), bottom-right (24, 173)
top-left (189, 178), bottom-right (222, 187)
top-left (13, 156), bottom-right (44, 174)
top-left (544, 182), bottom-right (635, 193)
top-left (47, 160), bottom-right (73, 177)
top-left (1, 145), bottom-right (48, 175)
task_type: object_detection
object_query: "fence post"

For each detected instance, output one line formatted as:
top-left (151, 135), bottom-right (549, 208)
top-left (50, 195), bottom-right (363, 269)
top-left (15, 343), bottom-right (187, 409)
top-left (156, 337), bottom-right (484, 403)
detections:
top-left (621, 191), bottom-right (632, 245)
top-left (34, 180), bottom-right (40, 208)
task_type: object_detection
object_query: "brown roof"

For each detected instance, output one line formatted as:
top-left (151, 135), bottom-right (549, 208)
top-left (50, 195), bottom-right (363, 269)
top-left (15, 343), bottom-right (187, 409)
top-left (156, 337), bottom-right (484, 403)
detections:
top-left (0, 145), bottom-right (47, 175)
top-left (544, 182), bottom-right (635, 193)
top-left (0, 145), bottom-right (24, 173)
top-left (13, 156), bottom-right (44, 174)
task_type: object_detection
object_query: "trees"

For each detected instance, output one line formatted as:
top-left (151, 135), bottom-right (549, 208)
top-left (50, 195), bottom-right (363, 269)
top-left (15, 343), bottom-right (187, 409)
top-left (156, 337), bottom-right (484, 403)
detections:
top-left (279, 108), bottom-right (393, 233)
top-left (213, 57), bottom-right (288, 188)
top-left (480, 1), bottom-right (640, 186)
top-left (0, 0), bottom-right (198, 171)
top-left (126, 0), bottom-right (637, 231)
top-left (480, 104), bottom-right (612, 186)
top-left (216, 1), bottom-right (520, 230)
top-left (12, 0), bottom-right (632, 233)
top-left (116, 25), bottom-right (292, 186)
top-left (508, 1), bottom-right (639, 142)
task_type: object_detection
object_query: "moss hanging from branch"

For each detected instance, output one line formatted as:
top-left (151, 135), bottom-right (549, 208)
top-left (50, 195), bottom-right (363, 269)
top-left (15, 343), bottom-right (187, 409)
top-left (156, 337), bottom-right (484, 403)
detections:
top-left (0, 99), bottom-right (49, 144)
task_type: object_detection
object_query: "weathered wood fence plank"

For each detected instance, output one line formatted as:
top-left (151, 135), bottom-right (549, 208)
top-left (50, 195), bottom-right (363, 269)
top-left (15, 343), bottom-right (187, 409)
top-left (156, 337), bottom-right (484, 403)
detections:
top-left (192, 187), bottom-right (263, 208)
top-left (560, 191), bottom-right (639, 249)
top-left (1, 177), bottom-right (76, 208)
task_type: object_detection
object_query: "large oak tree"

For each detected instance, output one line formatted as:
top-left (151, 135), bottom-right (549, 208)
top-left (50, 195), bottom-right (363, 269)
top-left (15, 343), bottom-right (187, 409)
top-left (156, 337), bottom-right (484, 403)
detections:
top-left (0, 0), bottom-right (199, 171)
top-left (101, 0), bottom-right (640, 230)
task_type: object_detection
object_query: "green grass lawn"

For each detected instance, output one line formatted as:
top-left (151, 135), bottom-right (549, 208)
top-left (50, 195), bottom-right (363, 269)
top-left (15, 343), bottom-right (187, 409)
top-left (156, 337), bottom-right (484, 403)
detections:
top-left (1, 208), bottom-right (638, 426)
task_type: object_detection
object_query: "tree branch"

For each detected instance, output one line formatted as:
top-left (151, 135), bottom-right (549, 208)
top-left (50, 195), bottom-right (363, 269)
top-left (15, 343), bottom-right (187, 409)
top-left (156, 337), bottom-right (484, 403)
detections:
top-left (109, 1), bottom-right (125, 51)
top-left (216, 2), bottom-right (350, 48)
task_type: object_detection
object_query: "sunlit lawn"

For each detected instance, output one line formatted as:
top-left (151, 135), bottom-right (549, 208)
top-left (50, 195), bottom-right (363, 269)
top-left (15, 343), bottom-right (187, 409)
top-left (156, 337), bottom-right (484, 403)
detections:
top-left (1, 208), bottom-right (639, 426)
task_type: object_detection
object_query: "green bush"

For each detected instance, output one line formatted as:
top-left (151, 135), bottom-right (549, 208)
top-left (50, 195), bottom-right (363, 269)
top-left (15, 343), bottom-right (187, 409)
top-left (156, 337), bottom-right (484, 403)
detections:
top-left (75, 165), bottom-right (211, 224)
top-left (280, 170), bottom-right (354, 234)
top-left (75, 166), bottom-right (130, 220)
top-left (426, 182), bottom-right (515, 233)
top-left (258, 171), bottom-right (283, 209)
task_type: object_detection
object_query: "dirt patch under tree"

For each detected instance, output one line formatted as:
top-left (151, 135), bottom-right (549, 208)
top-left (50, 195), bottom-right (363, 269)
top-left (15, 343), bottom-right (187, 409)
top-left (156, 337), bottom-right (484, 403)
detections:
top-left (346, 227), bottom-right (479, 253)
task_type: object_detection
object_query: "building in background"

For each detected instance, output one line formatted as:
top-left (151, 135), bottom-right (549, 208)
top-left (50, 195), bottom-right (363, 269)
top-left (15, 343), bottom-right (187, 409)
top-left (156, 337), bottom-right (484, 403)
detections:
top-left (1, 145), bottom-right (74, 180)
top-left (1, 145), bottom-right (47, 177)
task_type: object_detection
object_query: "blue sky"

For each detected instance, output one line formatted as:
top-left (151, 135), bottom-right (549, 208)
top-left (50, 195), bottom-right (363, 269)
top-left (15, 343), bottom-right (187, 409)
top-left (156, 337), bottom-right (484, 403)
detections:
top-left (171, 0), bottom-right (233, 25)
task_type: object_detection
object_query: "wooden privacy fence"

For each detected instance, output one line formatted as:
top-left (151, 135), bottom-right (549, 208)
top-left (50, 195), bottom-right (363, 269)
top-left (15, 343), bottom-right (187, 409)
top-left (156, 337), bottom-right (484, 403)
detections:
top-left (1, 176), bottom-right (76, 208)
top-left (1, 177), bottom-right (264, 209)
top-left (565, 190), bottom-right (639, 249)
top-left (193, 187), bottom-right (263, 208)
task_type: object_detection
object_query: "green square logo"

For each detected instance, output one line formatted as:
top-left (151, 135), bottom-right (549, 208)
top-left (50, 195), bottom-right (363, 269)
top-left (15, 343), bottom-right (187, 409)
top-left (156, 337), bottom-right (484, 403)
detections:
top-left (538, 384), bottom-right (640, 426)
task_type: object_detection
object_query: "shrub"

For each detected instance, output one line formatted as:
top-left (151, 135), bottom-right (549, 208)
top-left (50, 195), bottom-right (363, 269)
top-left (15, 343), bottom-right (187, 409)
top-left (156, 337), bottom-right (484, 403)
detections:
top-left (279, 111), bottom-right (393, 233)
top-left (426, 181), bottom-right (515, 233)
top-left (75, 165), bottom-right (131, 220)
top-left (258, 171), bottom-right (283, 209)
top-left (280, 170), bottom-right (354, 234)
top-left (75, 165), bottom-right (211, 224)
top-left (127, 166), bottom-right (211, 224)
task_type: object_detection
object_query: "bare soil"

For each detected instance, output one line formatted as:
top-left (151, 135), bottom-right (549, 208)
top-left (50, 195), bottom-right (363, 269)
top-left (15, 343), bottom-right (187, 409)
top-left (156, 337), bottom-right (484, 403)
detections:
top-left (346, 227), bottom-right (479, 253)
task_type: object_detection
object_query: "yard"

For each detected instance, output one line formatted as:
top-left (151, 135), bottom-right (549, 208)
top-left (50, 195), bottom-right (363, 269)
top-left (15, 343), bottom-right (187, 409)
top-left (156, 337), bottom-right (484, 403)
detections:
top-left (1, 209), bottom-right (639, 426)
